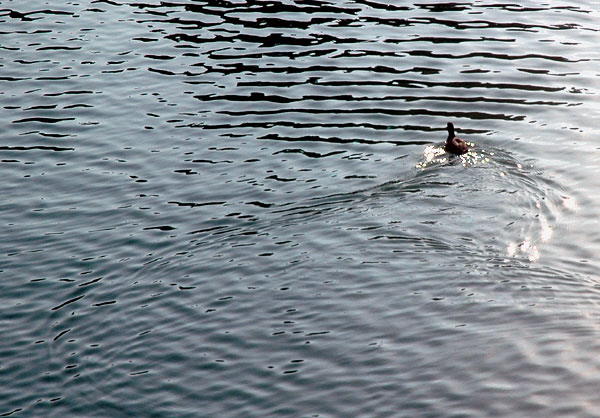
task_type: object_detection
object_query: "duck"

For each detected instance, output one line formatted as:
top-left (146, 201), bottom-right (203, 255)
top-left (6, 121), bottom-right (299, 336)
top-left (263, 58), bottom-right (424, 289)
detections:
top-left (445, 122), bottom-right (469, 155)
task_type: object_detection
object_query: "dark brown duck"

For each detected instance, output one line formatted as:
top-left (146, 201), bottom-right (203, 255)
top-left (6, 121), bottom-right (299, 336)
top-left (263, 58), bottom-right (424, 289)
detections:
top-left (445, 122), bottom-right (469, 155)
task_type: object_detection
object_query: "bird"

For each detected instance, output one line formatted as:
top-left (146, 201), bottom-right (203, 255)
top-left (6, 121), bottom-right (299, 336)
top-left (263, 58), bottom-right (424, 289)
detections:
top-left (444, 122), bottom-right (469, 155)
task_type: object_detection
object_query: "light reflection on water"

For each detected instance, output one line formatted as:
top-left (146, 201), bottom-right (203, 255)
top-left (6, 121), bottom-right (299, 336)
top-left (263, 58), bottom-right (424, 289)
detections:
top-left (418, 142), bottom-right (556, 262)
top-left (1, 1), bottom-right (600, 417)
top-left (417, 142), bottom-right (487, 168)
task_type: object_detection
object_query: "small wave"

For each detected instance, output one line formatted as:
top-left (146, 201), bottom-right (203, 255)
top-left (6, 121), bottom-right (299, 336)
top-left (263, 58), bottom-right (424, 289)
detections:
top-left (414, 143), bottom-right (572, 263)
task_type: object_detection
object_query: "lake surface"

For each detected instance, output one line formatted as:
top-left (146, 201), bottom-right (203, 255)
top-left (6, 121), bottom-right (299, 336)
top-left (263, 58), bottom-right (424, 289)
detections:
top-left (1, 1), bottom-right (600, 416)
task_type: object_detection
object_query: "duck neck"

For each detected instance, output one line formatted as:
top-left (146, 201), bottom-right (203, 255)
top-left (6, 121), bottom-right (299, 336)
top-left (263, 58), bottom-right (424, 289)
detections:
top-left (446, 124), bottom-right (455, 140)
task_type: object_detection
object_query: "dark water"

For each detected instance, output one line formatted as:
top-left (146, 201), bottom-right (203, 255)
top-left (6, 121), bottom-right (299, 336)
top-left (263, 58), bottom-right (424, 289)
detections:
top-left (1, 1), bottom-right (600, 416)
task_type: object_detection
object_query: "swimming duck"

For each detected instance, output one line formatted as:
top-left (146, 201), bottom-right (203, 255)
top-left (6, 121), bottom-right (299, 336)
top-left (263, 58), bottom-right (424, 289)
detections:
top-left (445, 122), bottom-right (469, 155)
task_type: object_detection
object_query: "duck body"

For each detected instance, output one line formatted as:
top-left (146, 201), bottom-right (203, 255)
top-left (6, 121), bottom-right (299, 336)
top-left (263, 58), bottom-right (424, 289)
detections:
top-left (444, 122), bottom-right (469, 155)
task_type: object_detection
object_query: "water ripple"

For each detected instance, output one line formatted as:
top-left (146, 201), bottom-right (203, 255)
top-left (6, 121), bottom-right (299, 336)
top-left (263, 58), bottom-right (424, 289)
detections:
top-left (1, 1), bottom-right (600, 417)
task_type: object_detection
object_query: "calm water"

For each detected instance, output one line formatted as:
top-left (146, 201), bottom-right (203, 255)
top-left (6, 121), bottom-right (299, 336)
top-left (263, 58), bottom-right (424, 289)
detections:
top-left (1, 1), bottom-right (600, 416)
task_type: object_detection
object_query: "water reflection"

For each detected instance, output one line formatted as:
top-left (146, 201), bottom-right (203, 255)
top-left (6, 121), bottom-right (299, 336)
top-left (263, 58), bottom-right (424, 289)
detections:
top-left (413, 139), bottom-right (572, 265)
top-left (1, 0), bottom-right (600, 417)
top-left (417, 142), bottom-right (488, 168)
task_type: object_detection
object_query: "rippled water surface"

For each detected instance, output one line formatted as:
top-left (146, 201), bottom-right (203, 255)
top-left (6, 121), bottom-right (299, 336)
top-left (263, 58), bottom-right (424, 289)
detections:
top-left (2, 1), bottom-right (600, 416)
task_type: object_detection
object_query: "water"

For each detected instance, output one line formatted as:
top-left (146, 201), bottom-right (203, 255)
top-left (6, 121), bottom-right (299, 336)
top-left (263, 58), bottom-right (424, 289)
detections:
top-left (1, 1), bottom-right (600, 416)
